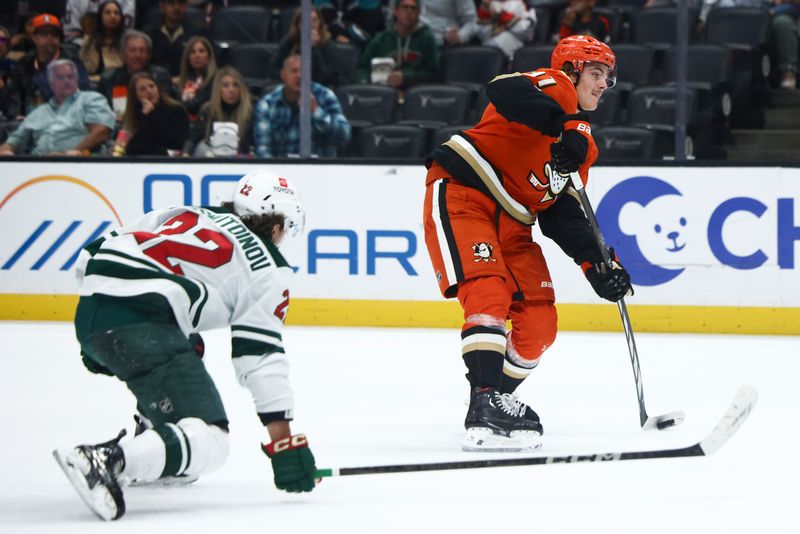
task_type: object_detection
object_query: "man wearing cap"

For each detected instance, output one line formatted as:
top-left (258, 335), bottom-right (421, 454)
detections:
top-left (0, 2), bottom-right (66, 38)
top-left (9, 13), bottom-right (90, 117)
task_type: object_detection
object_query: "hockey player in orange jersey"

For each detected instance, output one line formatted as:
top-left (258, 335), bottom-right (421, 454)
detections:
top-left (423, 35), bottom-right (633, 452)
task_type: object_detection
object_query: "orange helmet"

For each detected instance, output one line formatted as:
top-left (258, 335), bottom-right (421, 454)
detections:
top-left (551, 35), bottom-right (617, 88)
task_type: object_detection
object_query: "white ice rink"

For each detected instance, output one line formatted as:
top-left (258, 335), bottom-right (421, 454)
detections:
top-left (1, 321), bottom-right (798, 533)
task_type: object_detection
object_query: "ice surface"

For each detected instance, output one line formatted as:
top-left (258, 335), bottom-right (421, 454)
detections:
top-left (1, 322), bottom-right (797, 533)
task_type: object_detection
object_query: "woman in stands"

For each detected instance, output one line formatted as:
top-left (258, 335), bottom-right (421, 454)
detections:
top-left (271, 7), bottom-right (341, 87)
top-left (176, 35), bottom-right (217, 118)
top-left (79, 0), bottom-right (125, 77)
top-left (184, 66), bottom-right (253, 157)
top-left (119, 70), bottom-right (189, 156)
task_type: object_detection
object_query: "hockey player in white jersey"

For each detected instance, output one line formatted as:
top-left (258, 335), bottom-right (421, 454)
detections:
top-left (53, 171), bottom-right (316, 521)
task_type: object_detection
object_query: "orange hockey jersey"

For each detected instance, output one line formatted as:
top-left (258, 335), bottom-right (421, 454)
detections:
top-left (427, 68), bottom-right (602, 266)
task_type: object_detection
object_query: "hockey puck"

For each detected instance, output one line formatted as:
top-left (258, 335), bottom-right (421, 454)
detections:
top-left (656, 419), bottom-right (675, 430)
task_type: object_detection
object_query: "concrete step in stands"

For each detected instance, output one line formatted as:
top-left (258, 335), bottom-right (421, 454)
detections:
top-left (724, 89), bottom-right (800, 161)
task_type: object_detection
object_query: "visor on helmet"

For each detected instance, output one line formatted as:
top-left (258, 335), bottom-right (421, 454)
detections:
top-left (604, 65), bottom-right (617, 89)
top-left (582, 61), bottom-right (617, 89)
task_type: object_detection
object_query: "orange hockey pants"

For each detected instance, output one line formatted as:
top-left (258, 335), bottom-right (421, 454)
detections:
top-left (423, 164), bottom-right (558, 386)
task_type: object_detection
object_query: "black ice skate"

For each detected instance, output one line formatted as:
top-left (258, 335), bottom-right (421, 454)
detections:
top-left (463, 387), bottom-right (543, 452)
top-left (53, 430), bottom-right (127, 521)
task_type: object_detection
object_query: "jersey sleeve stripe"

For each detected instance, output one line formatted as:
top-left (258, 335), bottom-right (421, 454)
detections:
top-left (84, 259), bottom-right (203, 309)
top-left (232, 338), bottom-right (285, 358)
top-left (444, 135), bottom-right (536, 225)
top-left (232, 325), bottom-right (283, 341)
top-left (94, 248), bottom-right (167, 272)
top-left (232, 329), bottom-right (284, 347)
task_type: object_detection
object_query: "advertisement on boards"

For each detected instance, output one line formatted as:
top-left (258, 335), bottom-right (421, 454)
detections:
top-left (1, 162), bottom-right (799, 310)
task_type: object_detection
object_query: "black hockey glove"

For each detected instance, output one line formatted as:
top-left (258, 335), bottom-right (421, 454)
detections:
top-left (550, 129), bottom-right (589, 175)
top-left (582, 249), bottom-right (633, 302)
top-left (262, 434), bottom-right (317, 493)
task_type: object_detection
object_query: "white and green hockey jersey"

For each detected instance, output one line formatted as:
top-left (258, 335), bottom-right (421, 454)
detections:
top-left (75, 205), bottom-right (296, 417)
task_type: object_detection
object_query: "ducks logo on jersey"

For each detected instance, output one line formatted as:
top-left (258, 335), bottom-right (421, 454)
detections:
top-left (473, 242), bottom-right (496, 262)
top-left (528, 163), bottom-right (571, 203)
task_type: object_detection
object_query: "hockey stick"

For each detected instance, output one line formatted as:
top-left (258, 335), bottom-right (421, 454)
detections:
top-left (314, 385), bottom-right (755, 478)
top-left (569, 171), bottom-right (684, 431)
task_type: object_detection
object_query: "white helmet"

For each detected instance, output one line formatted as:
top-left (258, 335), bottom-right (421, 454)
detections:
top-left (233, 171), bottom-right (305, 238)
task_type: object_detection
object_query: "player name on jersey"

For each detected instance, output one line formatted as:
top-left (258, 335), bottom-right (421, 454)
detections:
top-left (203, 209), bottom-right (272, 272)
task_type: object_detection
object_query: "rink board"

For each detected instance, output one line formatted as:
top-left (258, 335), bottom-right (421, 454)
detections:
top-left (1, 161), bottom-right (799, 334)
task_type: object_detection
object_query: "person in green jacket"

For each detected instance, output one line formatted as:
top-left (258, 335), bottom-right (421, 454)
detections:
top-left (356, 0), bottom-right (439, 89)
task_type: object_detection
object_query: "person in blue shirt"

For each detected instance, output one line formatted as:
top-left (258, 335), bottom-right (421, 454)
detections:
top-left (253, 54), bottom-right (351, 158)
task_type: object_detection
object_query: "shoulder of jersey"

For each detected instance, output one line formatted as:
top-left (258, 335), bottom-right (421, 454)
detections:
top-left (520, 68), bottom-right (578, 112)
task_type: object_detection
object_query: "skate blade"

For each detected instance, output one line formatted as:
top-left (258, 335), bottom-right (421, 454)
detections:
top-left (462, 428), bottom-right (542, 453)
top-left (53, 449), bottom-right (122, 521)
top-left (129, 474), bottom-right (199, 488)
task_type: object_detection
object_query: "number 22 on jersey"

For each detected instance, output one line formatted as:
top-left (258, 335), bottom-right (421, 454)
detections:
top-left (132, 211), bottom-right (233, 275)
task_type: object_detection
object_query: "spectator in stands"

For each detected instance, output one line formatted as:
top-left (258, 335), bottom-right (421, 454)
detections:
top-left (696, 0), bottom-right (796, 89)
top-left (64, 0), bottom-right (135, 42)
top-left (695, 0), bottom-right (759, 34)
top-left (79, 1), bottom-right (126, 77)
top-left (0, 26), bottom-right (13, 73)
top-left (145, 0), bottom-right (204, 77)
top-left (0, 59), bottom-right (115, 155)
top-left (9, 15), bottom-right (36, 56)
top-left (176, 35), bottom-right (216, 116)
top-left (768, 1), bottom-right (800, 89)
top-left (254, 54), bottom-right (351, 158)
top-left (316, 0), bottom-right (386, 48)
top-left (420, 0), bottom-right (480, 48)
top-left (10, 13), bottom-right (91, 117)
top-left (97, 29), bottom-right (175, 119)
top-left (475, 0), bottom-right (537, 59)
top-left (559, 0), bottom-right (610, 42)
top-left (185, 66), bottom-right (253, 157)
top-left (116, 70), bottom-right (189, 156)
top-left (0, 26), bottom-right (16, 120)
top-left (357, 0), bottom-right (439, 88)
top-left (272, 7), bottom-right (341, 87)
top-left (2, 2), bottom-right (66, 42)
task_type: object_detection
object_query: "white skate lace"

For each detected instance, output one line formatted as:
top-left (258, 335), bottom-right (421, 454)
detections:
top-left (494, 392), bottom-right (527, 417)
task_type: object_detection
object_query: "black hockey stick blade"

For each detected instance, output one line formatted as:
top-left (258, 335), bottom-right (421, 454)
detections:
top-left (314, 385), bottom-right (756, 478)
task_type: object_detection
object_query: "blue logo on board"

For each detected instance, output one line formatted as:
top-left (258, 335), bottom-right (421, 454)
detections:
top-left (596, 176), bottom-right (687, 287)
